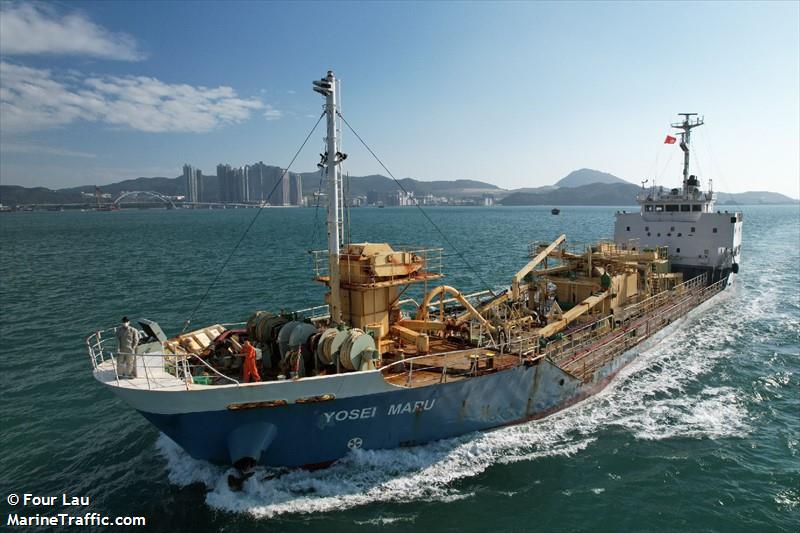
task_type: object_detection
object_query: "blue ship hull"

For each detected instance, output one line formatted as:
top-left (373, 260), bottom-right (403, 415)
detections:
top-left (140, 352), bottom-right (634, 468)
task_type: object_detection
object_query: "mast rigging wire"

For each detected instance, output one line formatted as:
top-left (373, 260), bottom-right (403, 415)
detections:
top-left (336, 111), bottom-right (496, 296)
top-left (181, 112), bottom-right (326, 332)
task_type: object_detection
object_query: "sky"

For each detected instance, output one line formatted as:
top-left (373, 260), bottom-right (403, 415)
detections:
top-left (0, 1), bottom-right (798, 197)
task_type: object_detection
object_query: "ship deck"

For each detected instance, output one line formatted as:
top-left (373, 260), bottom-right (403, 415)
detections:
top-left (382, 349), bottom-right (521, 388)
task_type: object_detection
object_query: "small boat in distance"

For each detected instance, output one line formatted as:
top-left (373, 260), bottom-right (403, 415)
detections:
top-left (551, 208), bottom-right (560, 215)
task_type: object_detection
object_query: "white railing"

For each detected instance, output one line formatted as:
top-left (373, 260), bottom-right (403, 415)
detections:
top-left (379, 349), bottom-right (513, 386)
top-left (86, 327), bottom-right (240, 390)
top-left (311, 246), bottom-right (444, 283)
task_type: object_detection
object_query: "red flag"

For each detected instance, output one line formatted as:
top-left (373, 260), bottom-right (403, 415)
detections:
top-left (664, 135), bottom-right (677, 144)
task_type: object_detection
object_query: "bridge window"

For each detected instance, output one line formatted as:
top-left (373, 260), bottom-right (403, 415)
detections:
top-left (681, 204), bottom-right (690, 212)
top-left (626, 226), bottom-right (630, 231)
top-left (655, 205), bottom-right (664, 212)
top-left (676, 248), bottom-right (681, 253)
top-left (692, 204), bottom-right (702, 211)
top-left (690, 227), bottom-right (696, 233)
top-left (645, 205), bottom-right (654, 212)
top-left (713, 227), bottom-right (718, 233)
top-left (665, 205), bottom-right (679, 212)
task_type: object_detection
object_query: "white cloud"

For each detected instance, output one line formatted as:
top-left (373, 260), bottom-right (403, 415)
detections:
top-left (0, 142), bottom-right (96, 158)
top-left (0, 2), bottom-right (143, 60)
top-left (264, 104), bottom-right (283, 121)
top-left (0, 62), bottom-right (266, 133)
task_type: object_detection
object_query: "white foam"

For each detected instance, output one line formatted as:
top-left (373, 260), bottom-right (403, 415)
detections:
top-left (158, 291), bottom-right (755, 518)
top-left (774, 488), bottom-right (799, 510)
top-left (354, 516), bottom-right (416, 526)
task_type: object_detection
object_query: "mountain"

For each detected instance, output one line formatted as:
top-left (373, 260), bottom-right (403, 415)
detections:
top-left (300, 173), bottom-right (500, 198)
top-left (506, 185), bottom-right (558, 195)
top-left (0, 185), bottom-right (82, 206)
top-left (554, 168), bottom-right (632, 188)
top-left (0, 170), bottom-right (501, 206)
top-left (59, 177), bottom-right (182, 197)
top-left (499, 182), bottom-right (799, 206)
top-left (500, 182), bottom-right (641, 206)
top-left (715, 191), bottom-right (799, 205)
top-left (1, 166), bottom-right (795, 206)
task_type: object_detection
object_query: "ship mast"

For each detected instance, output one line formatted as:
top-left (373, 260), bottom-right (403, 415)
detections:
top-left (313, 71), bottom-right (345, 324)
top-left (671, 113), bottom-right (704, 194)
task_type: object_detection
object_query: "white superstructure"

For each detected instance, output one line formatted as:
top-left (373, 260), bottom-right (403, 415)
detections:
top-left (614, 114), bottom-right (742, 284)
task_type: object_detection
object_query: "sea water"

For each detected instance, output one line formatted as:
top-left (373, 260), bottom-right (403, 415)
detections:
top-left (0, 205), bottom-right (797, 531)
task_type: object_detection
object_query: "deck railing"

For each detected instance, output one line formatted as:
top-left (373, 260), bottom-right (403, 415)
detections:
top-left (551, 275), bottom-right (727, 380)
top-left (85, 327), bottom-right (240, 390)
top-left (379, 349), bottom-right (506, 385)
top-left (311, 246), bottom-right (444, 285)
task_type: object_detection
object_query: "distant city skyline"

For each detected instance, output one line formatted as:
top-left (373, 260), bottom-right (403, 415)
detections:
top-left (1, 1), bottom-right (798, 198)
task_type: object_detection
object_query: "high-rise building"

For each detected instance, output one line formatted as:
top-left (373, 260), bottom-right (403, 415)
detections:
top-left (246, 162), bottom-right (287, 205)
top-left (183, 164), bottom-right (203, 203)
top-left (237, 166), bottom-right (250, 203)
top-left (194, 169), bottom-right (204, 202)
top-left (290, 173), bottom-right (303, 206)
top-left (279, 169), bottom-right (290, 206)
top-left (216, 161), bottom-right (296, 205)
top-left (217, 164), bottom-right (231, 203)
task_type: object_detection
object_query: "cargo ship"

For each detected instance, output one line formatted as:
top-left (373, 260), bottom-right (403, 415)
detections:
top-left (86, 73), bottom-right (742, 486)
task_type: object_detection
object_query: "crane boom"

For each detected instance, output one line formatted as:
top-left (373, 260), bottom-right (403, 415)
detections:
top-left (511, 234), bottom-right (566, 301)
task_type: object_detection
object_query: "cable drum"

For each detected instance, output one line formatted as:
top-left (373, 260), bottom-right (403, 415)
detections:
top-left (246, 311), bottom-right (272, 340)
top-left (286, 322), bottom-right (317, 376)
top-left (315, 328), bottom-right (339, 366)
top-left (338, 329), bottom-right (376, 371)
top-left (277, 321), bottom-right (301, 359)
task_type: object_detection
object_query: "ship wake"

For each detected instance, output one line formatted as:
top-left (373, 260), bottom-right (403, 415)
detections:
top-left (157, 292), bottom-right (751, 518)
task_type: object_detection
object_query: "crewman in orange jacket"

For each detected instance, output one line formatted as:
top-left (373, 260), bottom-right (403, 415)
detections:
top-left (241, 340), bottom-right (261, 383)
